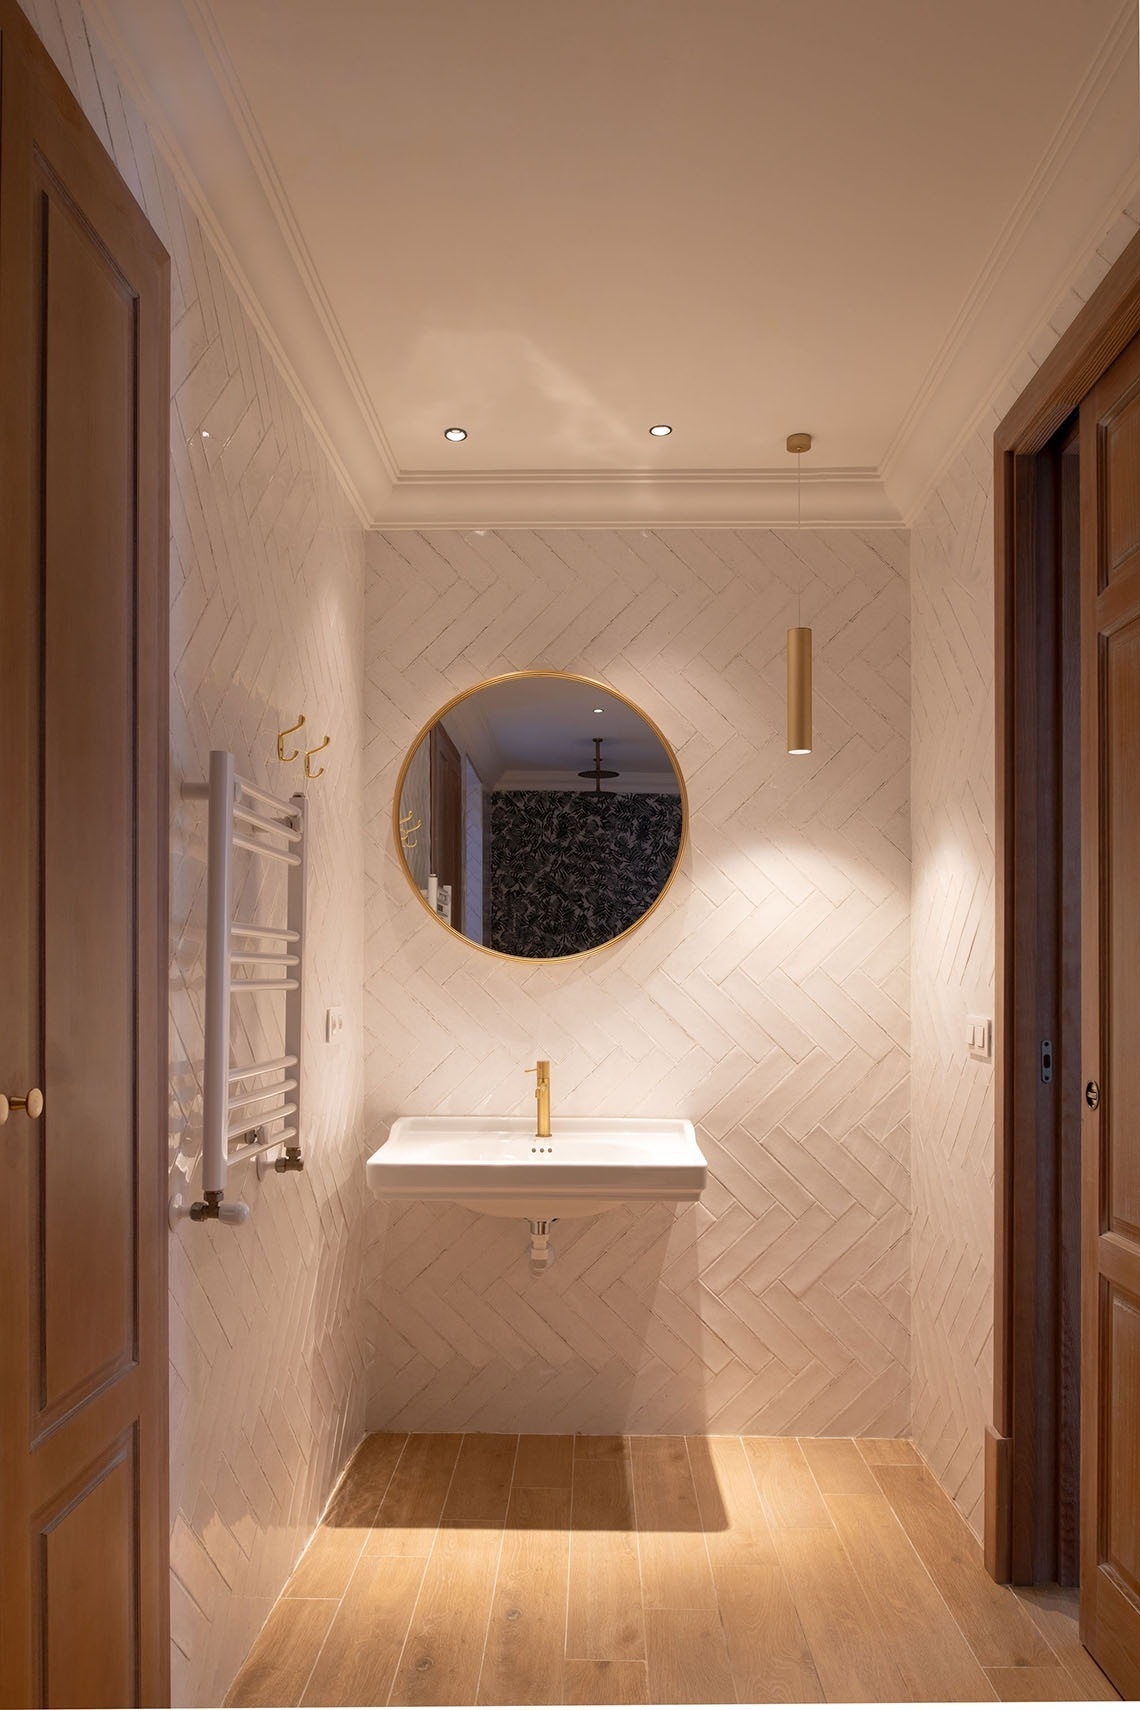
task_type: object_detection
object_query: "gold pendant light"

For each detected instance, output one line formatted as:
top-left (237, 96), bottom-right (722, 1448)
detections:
top-left (786, 431), bottom-right (812, 754)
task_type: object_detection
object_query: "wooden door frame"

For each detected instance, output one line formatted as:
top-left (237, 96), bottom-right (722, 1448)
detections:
top-left (990, 224), bottom-right (1140, 1582)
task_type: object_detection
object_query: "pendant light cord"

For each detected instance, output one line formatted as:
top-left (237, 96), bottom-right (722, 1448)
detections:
top-left (796, 449), bottom-right (802, 627)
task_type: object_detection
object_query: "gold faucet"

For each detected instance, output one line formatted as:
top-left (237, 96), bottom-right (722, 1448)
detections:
top-left (527, 1059), bottom-right (551, 1138)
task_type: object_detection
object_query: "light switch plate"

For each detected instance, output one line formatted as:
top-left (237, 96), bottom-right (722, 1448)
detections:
top-left (968, 1014), bottom-right (992, 1062)
top-left (325, 1005), bottom-right (345, 1043)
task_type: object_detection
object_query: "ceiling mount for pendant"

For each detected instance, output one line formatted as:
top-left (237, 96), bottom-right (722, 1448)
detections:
top-left (786, 432), bottom-right (812, 455)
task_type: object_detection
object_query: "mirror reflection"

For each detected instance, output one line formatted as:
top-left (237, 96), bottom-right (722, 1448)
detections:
top-left (395, 673), bottom-right (686, 960)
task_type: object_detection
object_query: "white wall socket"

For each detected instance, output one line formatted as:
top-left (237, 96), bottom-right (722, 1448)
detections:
top-left (325, 1006), bottom-right (345, 1043)
top-left (967, 1014), bottom-right (992, 1062)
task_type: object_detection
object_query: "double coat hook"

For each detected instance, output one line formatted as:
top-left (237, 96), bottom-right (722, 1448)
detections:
top-left (276, 713), bottom-right (305, 762)
top-left (274, 715), bottom-right (330, 779)
top-left (303, 735), bottom-right (330, 779)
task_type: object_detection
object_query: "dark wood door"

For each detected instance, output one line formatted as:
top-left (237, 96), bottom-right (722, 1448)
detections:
top-left (0, 5), bottom-right (170, 1705)
top-left (430, 723), bottom-right (465, 933)
top-left (1079, 330), bottom-right (1140, 1695)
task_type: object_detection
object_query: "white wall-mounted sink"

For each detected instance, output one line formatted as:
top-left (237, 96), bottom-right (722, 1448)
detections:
top-left (366, 1115), bottom-right (706, 1221)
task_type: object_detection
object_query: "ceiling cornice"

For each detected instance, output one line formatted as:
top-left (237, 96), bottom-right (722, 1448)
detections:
top-left (84, 0), bottom-right (1139, 533)
top-left (84, 0), bottom-right (386, 523)
top-left (883, 0), bottom-right (1140, 523)
top-left (377, 468), bottom-right (901, 530)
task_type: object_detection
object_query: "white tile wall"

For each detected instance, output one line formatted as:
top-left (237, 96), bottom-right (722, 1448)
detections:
top-left (363, 527), bottom-right (912, 1436)
top-left (908, 198), bottom-right (1140, 1538)
top-left (17, 4), bottom-right (370, 1703)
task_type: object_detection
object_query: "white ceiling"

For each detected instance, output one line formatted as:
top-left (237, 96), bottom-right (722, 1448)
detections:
top-left (92, 0), bottom-right (1140, 524)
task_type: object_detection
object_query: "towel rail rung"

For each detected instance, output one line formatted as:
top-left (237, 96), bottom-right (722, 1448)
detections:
top-left (232, 802), bottom-right (302, 842)
top-left (234, 773), bottom-right (295, 817)
top-left (232, 832), bottom-right (301, 867)
top-left (231, 977), bottom-right (299, 993)
top-left (231, 923), bottom-right (300, 943)
top-left (227, 1125), bottom-right (298, 1165)
top-left (228, 1055), bottom-right (298, 1082)
top-left (228, 1079), bottom-right (297, 1113)
top-left (227, 1101), bottom-right (297, 1142)
top-left (230, 951), bottom-right (299, 968)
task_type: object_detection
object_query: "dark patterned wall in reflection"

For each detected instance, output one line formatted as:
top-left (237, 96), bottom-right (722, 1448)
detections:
top-left (487, 791), bottom-right (683, 958)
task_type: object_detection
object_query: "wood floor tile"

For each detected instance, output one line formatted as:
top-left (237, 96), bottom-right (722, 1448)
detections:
top-left (687, 1437), bottom-right (817, 1701)
top-left (477, 1488), bottom-right (571, 1706)
top-left (856, 1437), bottom-right (921, 1465)
top-left (644, 1608), bottom-right (735, 1706)
top-left (799, 1436), bottom-right (881, 1494)
top-left (442, 1433), bottom-right (517, 1524)
top-left (687, 1435), bottom-right (779, 1571)
top-left (1013, 1586), bottom-right (1121, 1701)
top-left (225, 1598), bottom-right (337, 1708)
top-left (230, 1432), bottom-right (1095, 1710)
top-left (287, 1434), bottom-right (408, 1598)
top-left (742, 1436), bottom-right (831, 1529)
top-left (387, 1522), bottom-right (504, 1706)
top-left (986, 1663), bottom-right (1097, 1701)
top-left (824, 1490), bottom-right (997, 1701)
top-left (514, 1433), bottom-right (573, 1488)
top-left (560, 1659), bottom-right (649, 1704)
top-left (774, 1527), bottom-right (910, 1703)
top-left (630, 1436), bottom-right (717, 1613)
top-left (298, 1557), bottom-right (426, 1707)
top-left (715, 1569), bottom-right (824, 1703)
top-left (574, 1433), bottom-right (627, 1460)
top-left (566, 1450), bottom-right (644, 1661)
top-left (873, 1464), bottom-right (1054, 1668)
top-left (365, 1433), bottom-right (462, 1557)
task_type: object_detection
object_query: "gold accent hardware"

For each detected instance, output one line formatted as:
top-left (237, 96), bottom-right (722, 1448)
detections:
top-left (786, 433), bottom-right (814, 754)
top-left (0, 1087), bottom-right (44, 1124)
top-left (399, 808), bottom-right (422, 850)
top-left (526, 1060), bottom-right (552, 1138)
top-left (787, 627), bottom-right (813, 753)
top-left (303, 734), bottom-right (330, 779)
top-left (391, 670), bottom-right (689, 966)
top-left (276, 713), bottom-right (305, 763)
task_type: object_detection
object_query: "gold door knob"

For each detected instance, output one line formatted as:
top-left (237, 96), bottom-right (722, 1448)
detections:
top-left (0, 1087), bottom-right (44, 1123)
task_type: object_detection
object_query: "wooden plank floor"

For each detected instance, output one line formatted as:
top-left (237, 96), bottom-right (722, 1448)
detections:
top-left (225, 1434), bottom-right (1120, 1707)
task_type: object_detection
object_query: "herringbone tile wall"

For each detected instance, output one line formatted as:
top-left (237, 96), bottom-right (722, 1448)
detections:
top-left (18, 5), bottom-right (371, 1704)
top-left (908, 196), bottom-right (1140, 1539)
top-left (363, 527), bottom-right (912, 1437)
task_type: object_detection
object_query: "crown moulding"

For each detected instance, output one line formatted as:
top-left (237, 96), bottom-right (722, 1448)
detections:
top-left (86, 0), bottom-right (1140, 534)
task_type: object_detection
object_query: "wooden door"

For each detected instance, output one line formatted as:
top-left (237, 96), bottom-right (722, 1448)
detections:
top-left (1079, 330), bottom-right (1140, 1694)
top-left (0, 5), bottom-right (170, 1705)
top-left (430, 723), bottom-right (465, 932)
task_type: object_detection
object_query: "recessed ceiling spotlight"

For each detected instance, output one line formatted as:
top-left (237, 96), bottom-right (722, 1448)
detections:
top-left (593, 706), bottom-right (604, 714)
top-left (649, 424), bottom-right (672, 437)
top-left (444, 426), bottom-right (467, 442)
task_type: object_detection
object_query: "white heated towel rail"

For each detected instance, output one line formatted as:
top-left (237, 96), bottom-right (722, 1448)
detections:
top-left (172, 750), bottom-right (307, 1227)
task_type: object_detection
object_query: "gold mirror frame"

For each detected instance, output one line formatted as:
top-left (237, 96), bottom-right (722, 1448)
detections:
top-left (391, 670), bottom-right (689, 964)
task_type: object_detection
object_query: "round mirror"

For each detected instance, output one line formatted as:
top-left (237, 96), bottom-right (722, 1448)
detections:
top-left (394, 672), bottom-right (686, 961)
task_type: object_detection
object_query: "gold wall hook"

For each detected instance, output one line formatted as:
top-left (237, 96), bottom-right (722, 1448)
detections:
top-left (276, 713), bottom-right (305, 763)
top-left (303, 734), bottom-right (330, 779)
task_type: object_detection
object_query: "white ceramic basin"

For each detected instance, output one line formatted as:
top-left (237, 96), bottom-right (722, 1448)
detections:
top-left (366, 1115), bottom-right (706, 1220)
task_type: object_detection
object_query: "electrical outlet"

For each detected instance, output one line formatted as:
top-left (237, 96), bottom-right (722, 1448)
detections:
top-left (967, 1014), bottom-right (992, 1062)
top-left (325, 1006), bottom-right (345, 1043)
